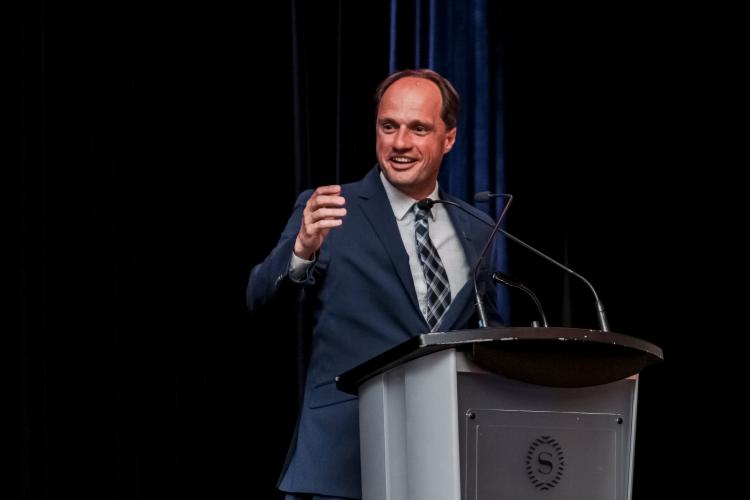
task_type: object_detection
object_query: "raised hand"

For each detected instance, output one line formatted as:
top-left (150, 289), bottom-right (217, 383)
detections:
top-left (294, 185), bottom-right (347, 259)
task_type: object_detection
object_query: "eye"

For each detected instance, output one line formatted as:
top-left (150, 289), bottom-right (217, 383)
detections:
top-left (414, 125), bottom-right (428, 135)
top-left (381, 122), bottom-right (395, 132)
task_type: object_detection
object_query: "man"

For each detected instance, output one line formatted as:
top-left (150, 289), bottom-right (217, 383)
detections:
top-left (247, 69), bottom-right (500, 499)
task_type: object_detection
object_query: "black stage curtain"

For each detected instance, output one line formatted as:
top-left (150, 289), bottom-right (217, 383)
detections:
top-left (12, 1), bottom-right (737, 499)
top-left (11, 1), bottom-right (387, 498)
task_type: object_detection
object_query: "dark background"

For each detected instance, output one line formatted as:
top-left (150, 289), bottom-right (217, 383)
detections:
top-left (11, 1), bottom-right (740, 498)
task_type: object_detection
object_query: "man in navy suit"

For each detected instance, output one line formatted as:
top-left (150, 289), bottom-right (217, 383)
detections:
top-left (247, 69), bottom-right (500, 499)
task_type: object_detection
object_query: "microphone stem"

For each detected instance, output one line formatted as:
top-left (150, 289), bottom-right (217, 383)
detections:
top-left (492, 272), bottom-right (549, 327)
top-left (474, 287), bottom-right (488, 328)
top-left (499, 229), bottom-right (609, 332)
top-left (517, 283), bottom-right (549, 328)
top-left (471, 196), bottom-right (513, 328)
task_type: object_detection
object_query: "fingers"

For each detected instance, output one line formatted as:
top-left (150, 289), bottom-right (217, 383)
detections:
top-left (294, 185), bottom-right (347, 259)
top-left (308, 185), bottom-right (345, 212)
top-left (309, 195), bottom-right (346, 211)
top-left (313, 185), bottom-right (342, 196)
top-left (300, 217), bottom-right (342, 239)
top-left (306, 185), bottom-right (346, 220)
top-left (307, 207), bottom-right (347, 224)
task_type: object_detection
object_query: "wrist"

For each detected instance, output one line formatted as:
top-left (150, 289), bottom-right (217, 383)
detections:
top-left (294, 237), bottom-right (314, 260)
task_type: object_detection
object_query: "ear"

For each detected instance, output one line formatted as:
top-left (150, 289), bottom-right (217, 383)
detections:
top-left (443, 127), bottom-right (457, 154)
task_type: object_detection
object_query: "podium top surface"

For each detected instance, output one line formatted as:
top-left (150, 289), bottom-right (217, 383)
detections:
top-left (336, 327), bottom-right (663, 394)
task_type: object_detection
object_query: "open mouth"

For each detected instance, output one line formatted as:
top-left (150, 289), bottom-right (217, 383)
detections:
top-left (389, 156), bottom-right (417, 169)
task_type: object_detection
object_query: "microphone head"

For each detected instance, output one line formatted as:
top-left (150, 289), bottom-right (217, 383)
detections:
top-left (492, 270), bottom-right (523, 288)
top-left (417, 198), bottom-right (434, 210)
top-left (474, 191), bottom-right (493, 202)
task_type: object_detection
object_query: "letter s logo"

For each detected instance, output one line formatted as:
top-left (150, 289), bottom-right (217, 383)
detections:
top-left (526, 436), bottom-right (565, 490)
top-left (537, 451), bottom-right (554, 475)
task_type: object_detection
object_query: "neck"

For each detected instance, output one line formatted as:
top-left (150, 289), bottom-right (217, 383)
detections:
top-left (381, 174), bottom-right (437, 201)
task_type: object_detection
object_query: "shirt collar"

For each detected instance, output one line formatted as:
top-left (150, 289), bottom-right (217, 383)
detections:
top-left (380, 171), bottom-right (440, 221)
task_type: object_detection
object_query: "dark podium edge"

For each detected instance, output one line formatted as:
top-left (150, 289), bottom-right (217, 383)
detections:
top-left (336, 327), bottom-right (664, 394)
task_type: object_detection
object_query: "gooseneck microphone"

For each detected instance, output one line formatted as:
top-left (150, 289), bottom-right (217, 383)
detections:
top-left (418, 194), bottom-right (513, 328)
top-left (497, 228), bottom-right (609, 331)
top-left (491, 271), bottom-right (549, 328)
top-left (420, 193), bottom-right (610, 332)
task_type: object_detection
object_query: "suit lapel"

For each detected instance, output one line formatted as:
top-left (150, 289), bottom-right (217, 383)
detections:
top-left (357, 168), bottom-right (423, 318)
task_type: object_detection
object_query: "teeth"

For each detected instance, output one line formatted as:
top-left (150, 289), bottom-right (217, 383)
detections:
top-left (391, 157), bottom-right (413, 163)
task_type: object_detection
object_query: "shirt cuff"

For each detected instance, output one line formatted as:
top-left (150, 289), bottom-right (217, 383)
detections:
top-left (289, 251), bottom-right (315, 282)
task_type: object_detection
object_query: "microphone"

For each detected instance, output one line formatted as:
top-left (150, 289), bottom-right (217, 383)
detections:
top-left (416, 198), bottom-right (436, 211)
top-left (473, 191), bottom-right (496, 203)
top-left (418, 194), bottom-right (513, 328)
top-left (420, 193), bottom-right (610, 332)
top-left (491, 271), bottom-right (549, 328)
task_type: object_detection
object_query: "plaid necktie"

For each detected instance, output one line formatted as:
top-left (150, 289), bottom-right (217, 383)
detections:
top-left (414, 204), bottom-right (451, 330)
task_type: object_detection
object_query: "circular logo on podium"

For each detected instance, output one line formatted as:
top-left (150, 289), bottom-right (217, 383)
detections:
top-left (525, 436), bottom-right (565, 490)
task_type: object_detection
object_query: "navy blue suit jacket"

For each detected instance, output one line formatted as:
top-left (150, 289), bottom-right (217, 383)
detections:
top-left (247, 166), bottom-right (499, 498)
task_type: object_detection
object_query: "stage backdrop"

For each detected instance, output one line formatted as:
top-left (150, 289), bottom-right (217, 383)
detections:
top-left (13, 1), bottom-right (736, 499)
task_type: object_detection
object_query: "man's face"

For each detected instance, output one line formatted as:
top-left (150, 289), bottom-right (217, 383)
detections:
top-left (376, 77), bottom-right (456, 200)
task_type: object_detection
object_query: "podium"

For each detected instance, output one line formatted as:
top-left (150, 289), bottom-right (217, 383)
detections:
top-left (336, 327), bottom-right (663, 500)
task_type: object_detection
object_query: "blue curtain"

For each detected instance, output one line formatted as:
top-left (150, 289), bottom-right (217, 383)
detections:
top-left (389, 0), bottom-right (510, 321)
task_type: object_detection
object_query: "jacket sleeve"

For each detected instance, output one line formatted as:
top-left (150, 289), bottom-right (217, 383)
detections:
top-left (246, 189), bottom-right (315, 312)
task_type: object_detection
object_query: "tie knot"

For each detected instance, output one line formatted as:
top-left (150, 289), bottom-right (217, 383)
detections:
top-left (414, 203), bottom-right (431, 222)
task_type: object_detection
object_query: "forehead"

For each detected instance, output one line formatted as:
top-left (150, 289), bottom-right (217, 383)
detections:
top-left (378, 77), bottom-right (443, 119)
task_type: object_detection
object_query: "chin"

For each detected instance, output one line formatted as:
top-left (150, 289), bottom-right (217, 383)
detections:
top-left (385, 170), bottom-right (416, 187)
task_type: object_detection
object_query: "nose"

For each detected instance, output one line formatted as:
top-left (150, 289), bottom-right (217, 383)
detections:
top-left (393, 126), bottom-right (412, 150)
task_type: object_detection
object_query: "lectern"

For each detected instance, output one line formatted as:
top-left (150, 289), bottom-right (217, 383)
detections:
top-left (336, 327), bottom-right (662, 500)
